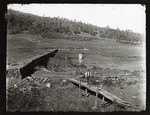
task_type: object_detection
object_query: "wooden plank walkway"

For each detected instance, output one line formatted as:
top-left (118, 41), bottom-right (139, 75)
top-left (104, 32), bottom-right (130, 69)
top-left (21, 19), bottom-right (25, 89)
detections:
top-left (31, 70), bottom-right (138, 109)
top-left (67, 78), bottom-right (135, 108)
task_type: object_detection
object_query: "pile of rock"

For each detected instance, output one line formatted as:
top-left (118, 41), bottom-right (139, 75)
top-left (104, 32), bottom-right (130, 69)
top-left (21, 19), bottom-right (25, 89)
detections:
top-left (6, 68), bottom-right (22, 79)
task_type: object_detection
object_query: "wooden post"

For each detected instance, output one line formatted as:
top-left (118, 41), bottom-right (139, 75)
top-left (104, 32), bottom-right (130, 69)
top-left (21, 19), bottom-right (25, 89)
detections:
top-left (85, 77), bottom-right (88, 96)
top-left (94, 84), bottom-right (99, 108)
top-left (79, 53), bottom-right (83, 65)
top-left (102, 96), bottom-right (105, 101)
top-left (89, 77), bottom-right (90, 88)
top-left (85, 89), bottom-right (87, 96)
top-left (79, 78), bottom-right (81, 97)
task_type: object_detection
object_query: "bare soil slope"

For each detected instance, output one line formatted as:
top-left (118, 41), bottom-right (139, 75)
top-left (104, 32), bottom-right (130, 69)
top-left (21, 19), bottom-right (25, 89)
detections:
top-left (6, 33), bottom-right (146, 112)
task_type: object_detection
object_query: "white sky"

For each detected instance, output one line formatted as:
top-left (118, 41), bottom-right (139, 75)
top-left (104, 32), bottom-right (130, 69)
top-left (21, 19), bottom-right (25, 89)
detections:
top-left (8, 4), bottom-right (146, 34)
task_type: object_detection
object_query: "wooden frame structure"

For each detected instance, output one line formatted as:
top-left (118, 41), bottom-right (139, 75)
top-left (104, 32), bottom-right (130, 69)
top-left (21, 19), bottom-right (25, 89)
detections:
top-left (67, 78), bottom-right (138, 109)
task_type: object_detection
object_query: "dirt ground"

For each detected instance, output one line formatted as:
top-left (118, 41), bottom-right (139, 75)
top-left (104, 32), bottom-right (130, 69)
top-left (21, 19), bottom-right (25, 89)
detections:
top-left (6, 34), bottom-right (146, 112)
top-left (6, 50), bottom-right (146, 112)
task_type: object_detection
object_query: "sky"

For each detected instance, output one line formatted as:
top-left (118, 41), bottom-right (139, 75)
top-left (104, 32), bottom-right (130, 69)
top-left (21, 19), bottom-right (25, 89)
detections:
top-left (7, 4), bottom-right (146, 34)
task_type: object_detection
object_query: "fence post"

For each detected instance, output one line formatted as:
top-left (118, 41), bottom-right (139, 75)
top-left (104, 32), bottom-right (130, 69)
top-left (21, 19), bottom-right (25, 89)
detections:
top-left (79, 53), bottom-right (82, 65)
top-left (102, 96), bottom-right (105, 102)
top-left (88, 77), bottom-right (91, 97)
top-left (94, 84), bottom-right (99, 108)
top-left (85, 77), bottom-right (88, 96)
top-left (85, 88), bottom-right (87, 96)
top-left (79, 78), bottom-right (81, 97)
top-left (92, 80), bottom-right (99, 109)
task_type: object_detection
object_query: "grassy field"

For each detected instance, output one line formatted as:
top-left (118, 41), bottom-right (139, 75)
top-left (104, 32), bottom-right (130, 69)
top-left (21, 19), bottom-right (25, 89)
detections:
top-left (6, 33), bottom-right (146, 111)
top-left (7, 33), bottom-right (145, 72)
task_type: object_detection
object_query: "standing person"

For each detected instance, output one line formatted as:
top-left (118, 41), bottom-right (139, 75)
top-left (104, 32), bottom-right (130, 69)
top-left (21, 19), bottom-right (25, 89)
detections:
top-left (84, 67), bottom-right (93, 97)
top-left (84, 70), bottom-right (92, 86)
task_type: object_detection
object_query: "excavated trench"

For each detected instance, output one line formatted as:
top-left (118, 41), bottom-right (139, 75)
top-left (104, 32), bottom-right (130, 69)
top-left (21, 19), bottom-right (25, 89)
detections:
top-left (6, 49), bottom-right (87, 88)
top-left (20, 49), bottom-right (59, 79)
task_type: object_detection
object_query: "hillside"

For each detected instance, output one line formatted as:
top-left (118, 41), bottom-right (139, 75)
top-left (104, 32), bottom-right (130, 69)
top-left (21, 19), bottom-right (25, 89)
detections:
top-left (7, 9), bottom-right (143, 42)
